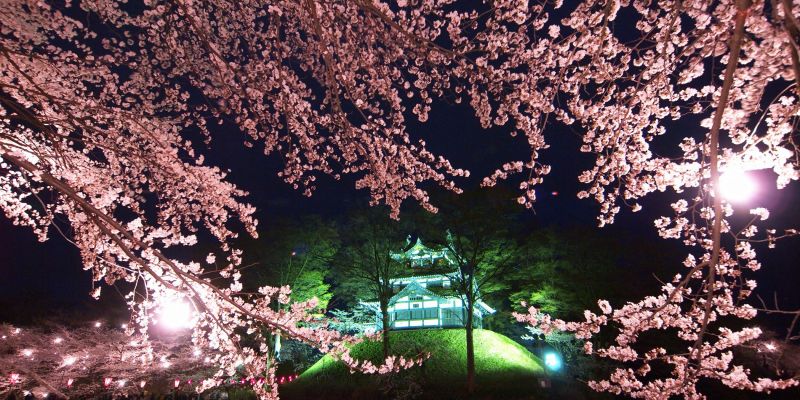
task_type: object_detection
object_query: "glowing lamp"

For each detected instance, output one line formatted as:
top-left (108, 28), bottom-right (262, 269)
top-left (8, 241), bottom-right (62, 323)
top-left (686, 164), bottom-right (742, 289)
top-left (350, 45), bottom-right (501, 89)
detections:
top-left (718, 168), bottom-right (757, 204)
top-left (157, 300), bottom-right (195, 330)
top-left (544, 352), bottom-right (562, 371)
top-left (94, 322), bottom-right (102, 328)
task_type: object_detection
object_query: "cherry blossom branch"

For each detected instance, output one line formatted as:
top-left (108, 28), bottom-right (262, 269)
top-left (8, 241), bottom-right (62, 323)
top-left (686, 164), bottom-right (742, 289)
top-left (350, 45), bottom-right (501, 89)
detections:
top-left (5, 148), bottom-right (422, 379)
top-left (780, 0), bottom-right (800, 95)
top-left (756, 294), bottom-right (800, 343)
top-left (691, 0), bottom-right (751, 364)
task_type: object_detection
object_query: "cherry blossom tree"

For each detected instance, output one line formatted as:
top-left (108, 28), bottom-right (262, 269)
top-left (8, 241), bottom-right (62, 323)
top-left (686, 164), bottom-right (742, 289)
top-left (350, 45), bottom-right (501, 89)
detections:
top-left (507, 0), bottom-right (800, 398)
top-left (2, 0), bottom-right (800, 399)
top-left (0, 323), bottom-right (213, 398)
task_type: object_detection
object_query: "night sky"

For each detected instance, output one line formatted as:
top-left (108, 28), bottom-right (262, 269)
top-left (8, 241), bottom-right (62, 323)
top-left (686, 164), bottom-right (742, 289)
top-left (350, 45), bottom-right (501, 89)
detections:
top-left (1, 97), bottom-right (798, 326)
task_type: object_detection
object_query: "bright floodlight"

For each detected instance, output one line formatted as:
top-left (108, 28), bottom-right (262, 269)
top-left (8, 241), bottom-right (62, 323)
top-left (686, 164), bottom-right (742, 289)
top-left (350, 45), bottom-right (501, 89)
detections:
top-left (544, 352), bottom-right (562, 371)
top-left (718, 168), bottom-right (757, 203)
top-left (157, 300), bottom-right (195, 330)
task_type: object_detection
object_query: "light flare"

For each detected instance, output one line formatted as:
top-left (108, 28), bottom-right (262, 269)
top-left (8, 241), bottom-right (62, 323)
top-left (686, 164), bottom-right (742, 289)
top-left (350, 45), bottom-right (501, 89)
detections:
top-left (544, 352), bottom-right (562, 371)
top-left (157, 300), bottom-right (195, 331)
top-left (718, 168), bottom-right (758, 204)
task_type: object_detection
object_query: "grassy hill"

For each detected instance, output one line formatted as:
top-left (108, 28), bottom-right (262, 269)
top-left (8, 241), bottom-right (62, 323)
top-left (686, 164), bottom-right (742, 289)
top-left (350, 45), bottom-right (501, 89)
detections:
top-left (282, 328), bottom-right (547, 400)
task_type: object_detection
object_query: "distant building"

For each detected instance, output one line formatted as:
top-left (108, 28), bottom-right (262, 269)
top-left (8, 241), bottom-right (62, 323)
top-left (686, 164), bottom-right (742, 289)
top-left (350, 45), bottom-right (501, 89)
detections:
top-left (361, 236), bottom-right (495, 331)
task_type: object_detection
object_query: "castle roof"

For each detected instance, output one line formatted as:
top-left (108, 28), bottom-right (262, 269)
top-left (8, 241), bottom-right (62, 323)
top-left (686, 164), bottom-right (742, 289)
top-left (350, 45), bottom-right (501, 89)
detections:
top-left (361, 280), bottom-right (495, 315)
top-left (390, 236), bottom-right (454, 264)
top-left (389, 272), bottom-right (454, 283)
top-left (389, 281), bottom-right (442, 305)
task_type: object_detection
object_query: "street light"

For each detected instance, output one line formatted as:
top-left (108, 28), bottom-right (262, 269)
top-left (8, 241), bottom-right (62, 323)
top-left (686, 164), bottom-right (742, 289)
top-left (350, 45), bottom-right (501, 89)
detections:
top-left (718, 168), bottom-right (758, 204)
top-left (544, 351), bottom-right (562, 371)
top-left (157, 300), bottom-right (195, 330)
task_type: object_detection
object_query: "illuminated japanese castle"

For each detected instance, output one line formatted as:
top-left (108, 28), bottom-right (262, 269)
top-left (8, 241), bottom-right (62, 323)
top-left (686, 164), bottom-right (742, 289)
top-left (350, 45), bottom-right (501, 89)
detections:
top-left (362, 237), bottom-right (495, 330)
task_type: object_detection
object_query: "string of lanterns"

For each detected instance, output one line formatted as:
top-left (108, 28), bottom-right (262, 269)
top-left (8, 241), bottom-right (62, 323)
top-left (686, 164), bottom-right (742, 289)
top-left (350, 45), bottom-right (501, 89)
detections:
top-left (3, 322), bottom-right (302, 396)
top-left (5, 373), bottom-right (301, 393)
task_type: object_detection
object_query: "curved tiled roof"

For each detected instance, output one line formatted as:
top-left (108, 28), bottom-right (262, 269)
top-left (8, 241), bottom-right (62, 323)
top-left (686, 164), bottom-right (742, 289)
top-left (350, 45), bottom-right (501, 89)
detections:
top-left (389, 281), bottom-right (445, 305)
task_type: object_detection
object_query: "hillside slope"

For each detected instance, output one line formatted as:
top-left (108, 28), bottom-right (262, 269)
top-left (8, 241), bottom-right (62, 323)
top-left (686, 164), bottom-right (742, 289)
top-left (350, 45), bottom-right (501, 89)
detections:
top-left (283, 328), bottom-right (545, 399)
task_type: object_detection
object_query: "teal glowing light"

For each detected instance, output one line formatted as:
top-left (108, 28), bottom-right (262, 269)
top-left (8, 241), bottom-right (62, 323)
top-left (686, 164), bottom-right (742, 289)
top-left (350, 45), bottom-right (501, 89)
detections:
top-left (544, 352), bottom-right (561, 371)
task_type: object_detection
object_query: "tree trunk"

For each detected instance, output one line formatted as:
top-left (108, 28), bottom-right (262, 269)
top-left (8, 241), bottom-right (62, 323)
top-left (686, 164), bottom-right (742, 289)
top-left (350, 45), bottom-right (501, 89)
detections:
top-left (465, 298), bottom-right (475, 394)
top-left (381, 299), bottom-right (391, 359)
top-left (464, 269), bottom-right (475, 394)
top-left (691, 0), bottom-right (751, 358)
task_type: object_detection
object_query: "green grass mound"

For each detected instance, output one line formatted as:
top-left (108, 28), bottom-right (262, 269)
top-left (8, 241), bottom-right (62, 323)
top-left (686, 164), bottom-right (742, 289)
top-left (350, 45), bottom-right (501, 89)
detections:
top-left (283, 329), bottom-right (546, 400)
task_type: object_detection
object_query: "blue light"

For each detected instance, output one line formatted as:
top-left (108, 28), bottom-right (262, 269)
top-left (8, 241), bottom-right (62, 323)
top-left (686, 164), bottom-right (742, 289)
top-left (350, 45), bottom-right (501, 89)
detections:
top-left (544, 352), bottom-right (562, 371)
